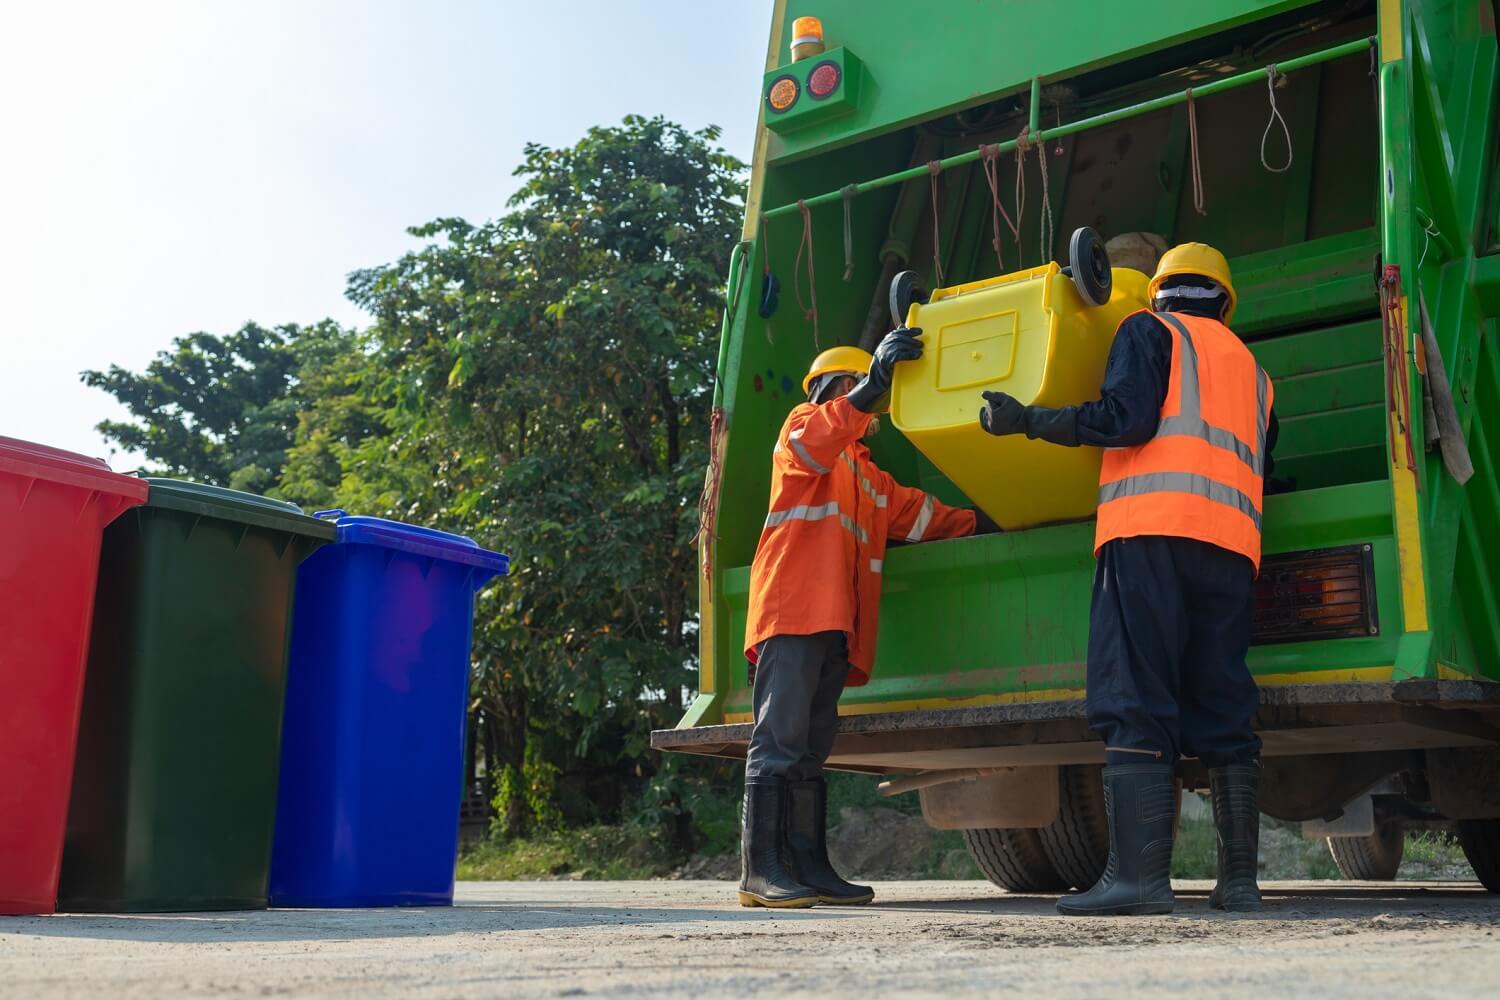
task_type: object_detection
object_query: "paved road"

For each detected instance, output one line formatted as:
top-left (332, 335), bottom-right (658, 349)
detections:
top-left (3, 880), bottom-right (1498, 998)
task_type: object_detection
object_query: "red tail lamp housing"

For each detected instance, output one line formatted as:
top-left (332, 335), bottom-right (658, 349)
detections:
top-left (807, 60), bottom-right (842, 99)
top-left (1252, 544), bottom-right (1379, 644)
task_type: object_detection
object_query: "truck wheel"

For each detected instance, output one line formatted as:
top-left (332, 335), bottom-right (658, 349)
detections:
top-left (1038, 764), bottom-right (1112, 890)
top-left (962, 827), bottom-right (1068, 892)
top-left (1326, 818), bottom-right (1404, 880)
top-left (1456, 819), bottom-right (1500, 892)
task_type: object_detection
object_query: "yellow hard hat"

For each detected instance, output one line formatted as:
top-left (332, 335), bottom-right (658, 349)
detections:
top-left (802, 345), bottom-right (873, 395)
top-left (1148, 242), bottom-right (1237, 322)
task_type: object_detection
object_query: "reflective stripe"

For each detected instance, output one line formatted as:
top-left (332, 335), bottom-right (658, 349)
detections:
top-left (1153, 284), bottom-right (1226, 300)
top-left (906, 494), bottom-right (935, 542)
top-left (869, 559), bottom-right (883, 573)
top-left (787, 428), bottom-right (831, 474)
top-left (841, 452), bottom-right (889, 507)
top-left (1156, 414), bottom-right (1256, 467)
top-left (763, 501), bottom-right (869, 543)
top-left (1154, 312), bottom-right (1263, 472)
top-left (1253, 366), bottom-right (1270, 477)
top-left (1099, 472), bottom-right (1262, 529)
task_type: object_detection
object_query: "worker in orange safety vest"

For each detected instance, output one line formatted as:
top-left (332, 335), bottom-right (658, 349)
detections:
top-left (737, 328), bottom-right (997, 909)
top-left (978, 243), bottom-right (1278, 917)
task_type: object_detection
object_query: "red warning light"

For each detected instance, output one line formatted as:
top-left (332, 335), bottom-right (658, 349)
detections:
top-left (807, 61), bottom-right (842, 99)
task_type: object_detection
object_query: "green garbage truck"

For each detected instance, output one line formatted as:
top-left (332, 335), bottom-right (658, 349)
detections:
top-left (652, 0), bottom-right (1500, 891)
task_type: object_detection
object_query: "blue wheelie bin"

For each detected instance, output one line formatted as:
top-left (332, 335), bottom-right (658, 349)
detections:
top-left (269, 512), bottom-right (508, 907)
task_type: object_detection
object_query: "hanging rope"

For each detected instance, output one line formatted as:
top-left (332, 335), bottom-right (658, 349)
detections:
top-left (1012, 134), bottom-right (1028, 264)
top-left (1187, 89), bottom-right (1207, 216)
top-left (927, 161), bottom-right (946, 287)
top-left (693, 405), bottom-right (728, 581)
top-left (1036, 131), bottom-right (1055, 263)
top-left (979, 143), bottom-right (1020, 274)
top-left (1379, 264), bottom-right (1418, 476)
top-left (1260, 64), bottom-right (1294, 174)
top-left (793, 199), bottom-right (821, 349)
top-left (759, 214), bottom-right (775, 344)
top-left (841, 184), bottom-right (860, 282)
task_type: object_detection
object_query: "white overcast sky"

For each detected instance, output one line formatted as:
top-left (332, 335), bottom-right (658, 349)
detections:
top-left (0, 1), bottom-right (771, 460)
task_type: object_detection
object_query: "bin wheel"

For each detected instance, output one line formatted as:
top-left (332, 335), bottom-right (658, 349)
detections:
top-left (1068, 226), bottom-right (1112, 307)
top-left (889, 270), bottom-right (930, 328)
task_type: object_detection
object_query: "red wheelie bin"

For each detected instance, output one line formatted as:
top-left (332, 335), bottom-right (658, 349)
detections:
top-left (0, 437), bottom-right (147, 915)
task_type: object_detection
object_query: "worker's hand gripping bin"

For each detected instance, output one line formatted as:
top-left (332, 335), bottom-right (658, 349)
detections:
top-left (269, 513), bottom-right (508, 908)
top-left (889, 228), bottom-right (1149, 528)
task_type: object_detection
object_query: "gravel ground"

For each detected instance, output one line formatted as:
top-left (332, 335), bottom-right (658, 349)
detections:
top-left (3, 880), bottom-right (1499, 998)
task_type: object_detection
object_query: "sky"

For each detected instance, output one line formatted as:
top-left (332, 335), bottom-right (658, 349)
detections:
top-left (0, 1), bottom-right (772, 459)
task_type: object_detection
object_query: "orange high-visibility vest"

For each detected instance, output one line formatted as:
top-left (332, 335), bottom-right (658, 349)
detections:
top-left (745, 396), bottom-right (976, 685)
top-left (1095, 311), bottom-right (1274, 570)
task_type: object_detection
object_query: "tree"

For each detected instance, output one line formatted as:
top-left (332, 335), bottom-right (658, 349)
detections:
top-left (82, 320), bottom-right (357, 495)
top-left (323, 116), bottom-right (745, 838)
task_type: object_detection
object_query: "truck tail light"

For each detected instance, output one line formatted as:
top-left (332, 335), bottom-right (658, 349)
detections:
top-left (807, 61), bottom-right (842, 99)
top-left (1252, 544), bottom-right (1378, 644)
top-left (767, 75), bottom-right (800, 113)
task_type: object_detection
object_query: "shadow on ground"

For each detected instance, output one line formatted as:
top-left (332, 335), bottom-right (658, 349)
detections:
top-left (6, 881), bottom-right (1496, 944)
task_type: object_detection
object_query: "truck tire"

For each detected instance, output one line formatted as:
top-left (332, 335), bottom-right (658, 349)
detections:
top-left (1326, 819), bottom-right (1404, 880)
top-left (1456, 819), bottom-right (1500, 892)
top-left (1038, 764), bottom-right (1112, 890)
top-left (962, 827), bottom-right (1068, 892)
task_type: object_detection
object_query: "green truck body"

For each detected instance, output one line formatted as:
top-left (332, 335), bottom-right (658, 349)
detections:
top-left (654, 0), bottom-right (1500, 887)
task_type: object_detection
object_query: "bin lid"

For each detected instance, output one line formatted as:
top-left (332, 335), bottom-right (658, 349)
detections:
top-left (144, 479), bottom-right (337, 540)
top-left (314, 511), bottom-right (509, 574)
top-left (0, 435), bottom-right (150, 501)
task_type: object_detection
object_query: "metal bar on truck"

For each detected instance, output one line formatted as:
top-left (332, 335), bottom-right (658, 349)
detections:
top-left (761, 36), bottom-right (1376, 222)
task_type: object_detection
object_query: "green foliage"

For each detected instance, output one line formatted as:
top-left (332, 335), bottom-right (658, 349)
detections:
top-left (457, 825), bottom-right (676, 881)
top-left (82, 115), bottom-right (747, 852)
top-left (82, 320), bottom-right (359, 496)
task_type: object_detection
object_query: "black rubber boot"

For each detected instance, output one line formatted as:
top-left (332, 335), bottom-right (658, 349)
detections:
top-left (1208, 764), bottom-right (1262, 912)
top-left (1056, 763), bottom-right (1176, 916)
top-left (786, 778), bottom-right (875, 905)
top-left (738, 776), bottom-right (819, 908)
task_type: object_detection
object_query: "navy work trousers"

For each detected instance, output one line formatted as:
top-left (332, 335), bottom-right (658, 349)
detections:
top-left (745, 631), bottom-right (851, 779)
top-left (1086, 536), bottom-right (1262, 767)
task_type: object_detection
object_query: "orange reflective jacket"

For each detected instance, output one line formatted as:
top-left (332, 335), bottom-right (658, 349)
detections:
top-left (1095, 311), bottom-right (1274, 569)
top-left (745, 395), bottom-right (976, 685)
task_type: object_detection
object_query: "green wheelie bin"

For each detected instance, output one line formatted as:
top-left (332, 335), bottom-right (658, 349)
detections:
top-left (58, 480), bottom-right (334, 912)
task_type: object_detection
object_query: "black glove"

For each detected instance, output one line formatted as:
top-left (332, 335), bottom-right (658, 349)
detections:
top-left (1023, 405), bottom-right (1080, 447)
top-left (979, 390), bottom-right (1026, 435)
top-left (848, 327), bottom-right (923, 413)
top-left (979, 392), bottom-right (1080, 446)
top-left (971, 508), bottom-right (1002, 535)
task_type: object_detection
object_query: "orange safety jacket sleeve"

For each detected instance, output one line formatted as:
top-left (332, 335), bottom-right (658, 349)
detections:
top-left (780, 395), bottom-right (875, 476)
top-left (881, 473), bottom-right (977, 543)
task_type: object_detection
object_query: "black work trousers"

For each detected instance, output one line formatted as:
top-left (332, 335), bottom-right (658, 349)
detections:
top-left (745, 631), bottom-right (852, 779)
top-left (1086, 536), bottom-right (1262, 768)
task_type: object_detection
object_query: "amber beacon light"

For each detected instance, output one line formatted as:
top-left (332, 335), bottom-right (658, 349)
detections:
top-left (790, 16), bottom-right (825, 61)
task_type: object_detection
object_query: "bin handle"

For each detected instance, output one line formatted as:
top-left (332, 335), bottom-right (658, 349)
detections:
top-left (313, 509), bottom-right (348, 520)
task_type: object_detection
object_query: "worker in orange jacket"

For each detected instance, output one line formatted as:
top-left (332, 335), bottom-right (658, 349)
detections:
top-left (979, 244), bottom-right (1276, 917)
top-left (738, 329), bottom-right (994, 909)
